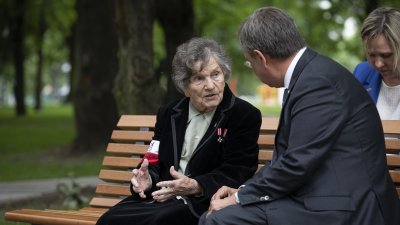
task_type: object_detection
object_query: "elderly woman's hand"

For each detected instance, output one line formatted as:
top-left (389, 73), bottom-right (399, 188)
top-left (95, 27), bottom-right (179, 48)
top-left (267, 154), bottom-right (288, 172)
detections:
top-left (131, 158), bottom-right (152, 198)
top-left (151, 166), bottom-right (203, 202)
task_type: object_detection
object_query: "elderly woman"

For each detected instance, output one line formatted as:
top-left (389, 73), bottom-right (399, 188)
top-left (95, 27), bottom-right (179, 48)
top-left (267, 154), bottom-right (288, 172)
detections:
top-left (96, 37), bottom-right (261, 225)
top-left (353, 7), bottom-right (400, 119)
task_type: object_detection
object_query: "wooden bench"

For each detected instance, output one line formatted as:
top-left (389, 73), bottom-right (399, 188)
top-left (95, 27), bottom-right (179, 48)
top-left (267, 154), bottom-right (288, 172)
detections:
top-left (4, 115), bottom-right (400, 225)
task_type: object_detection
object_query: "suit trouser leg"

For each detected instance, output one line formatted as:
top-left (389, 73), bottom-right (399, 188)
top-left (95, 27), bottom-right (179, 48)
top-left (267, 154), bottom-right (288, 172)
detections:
top-left (199, 203), bottom-right (268, 225)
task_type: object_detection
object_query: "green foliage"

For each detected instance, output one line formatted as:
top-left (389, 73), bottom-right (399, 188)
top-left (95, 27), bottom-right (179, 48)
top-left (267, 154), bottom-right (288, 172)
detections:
top-left (0, 0), bottom-right (76, 107)
top-left (24, 0), bottom-right (76, 62)
top-left (153, 21), bottom-right (166, 71)
top-left (192, 0), bottom-right (400, 93)
top-left (194, 0), bottom-right (265, 94)
top-left (57, 173), bottom-right (90, 210)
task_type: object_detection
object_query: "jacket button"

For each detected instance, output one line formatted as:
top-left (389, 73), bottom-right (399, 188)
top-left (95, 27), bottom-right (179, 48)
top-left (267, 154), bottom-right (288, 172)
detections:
top-left (260, 195), bottom-right (270, 201)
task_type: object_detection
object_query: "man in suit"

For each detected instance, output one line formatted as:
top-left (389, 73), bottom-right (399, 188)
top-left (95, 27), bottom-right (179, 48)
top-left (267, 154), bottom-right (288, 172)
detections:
top-left (199, 7), bottom-right (400, 225)
top-left (96, 37), bottom-right (261, 225)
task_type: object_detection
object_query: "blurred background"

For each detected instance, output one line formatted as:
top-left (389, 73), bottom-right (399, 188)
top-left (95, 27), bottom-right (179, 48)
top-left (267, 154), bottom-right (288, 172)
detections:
top-left (0, 0), bottom-right (399, 182)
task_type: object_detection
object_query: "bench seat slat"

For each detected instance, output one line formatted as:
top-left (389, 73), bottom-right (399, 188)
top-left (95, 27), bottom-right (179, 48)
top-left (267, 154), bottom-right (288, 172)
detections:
top-left (43, 209), bottom-right (103, 217)
top-left (79, 207), bottom-right (108, 213)
top-left (5, 209), bottom-right (98, 225)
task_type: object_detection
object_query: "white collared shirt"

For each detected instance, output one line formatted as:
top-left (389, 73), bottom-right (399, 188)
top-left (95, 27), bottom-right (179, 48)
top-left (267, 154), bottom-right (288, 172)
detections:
top-left (284, 47), bottom-right (307, 89)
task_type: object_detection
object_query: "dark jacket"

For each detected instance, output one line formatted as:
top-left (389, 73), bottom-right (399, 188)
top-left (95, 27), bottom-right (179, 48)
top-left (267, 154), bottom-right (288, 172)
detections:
top-left (239, 49), bottom-right (400, 225)
top-left (136, 84), bottom-right (261, 217)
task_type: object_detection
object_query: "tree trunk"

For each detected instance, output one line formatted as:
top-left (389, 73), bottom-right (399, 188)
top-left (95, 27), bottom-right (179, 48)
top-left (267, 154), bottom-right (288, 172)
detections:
top-left (365, 0), bottom-right (378, 15)
top-left (12, 0), bottom-right (26, 116)
top-left (113, 0), bottom-right (163, 114)
top-left (71, 0), bottom-right (119, 153)
top-left (64, 22), bottom-right (76, 103)
top-left (34, 2), bottom-right (46, 111)
top-left (155, 0), bottom-right (194, 103)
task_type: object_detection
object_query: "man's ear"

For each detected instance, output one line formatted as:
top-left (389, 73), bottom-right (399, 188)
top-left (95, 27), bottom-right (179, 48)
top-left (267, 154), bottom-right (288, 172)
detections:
top-left (253, 49), bottom-right (270, 67)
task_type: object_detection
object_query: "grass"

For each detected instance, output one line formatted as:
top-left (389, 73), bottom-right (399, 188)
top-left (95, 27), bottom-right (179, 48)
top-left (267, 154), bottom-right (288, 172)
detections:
top-left (0, 104), bottom-right (103, 181)
top-left (0, 104), bottom-right (102, 224)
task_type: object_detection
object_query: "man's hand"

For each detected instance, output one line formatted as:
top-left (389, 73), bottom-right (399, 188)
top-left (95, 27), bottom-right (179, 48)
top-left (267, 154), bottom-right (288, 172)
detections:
top-left (207, 186), bottom-right (238, 217)
top-left (152, 166), bottom-right (202, 202)
top-left (131, 158), bottom-right (152, 199)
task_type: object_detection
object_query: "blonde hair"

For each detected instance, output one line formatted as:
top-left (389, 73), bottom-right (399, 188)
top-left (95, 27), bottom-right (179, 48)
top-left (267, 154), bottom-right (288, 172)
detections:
top-left (361, 7), bottom-right (400, 73)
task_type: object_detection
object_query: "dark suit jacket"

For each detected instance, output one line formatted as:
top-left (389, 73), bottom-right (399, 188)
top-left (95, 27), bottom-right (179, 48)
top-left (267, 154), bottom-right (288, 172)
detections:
top-left (353, 61), bottom-right (381, 104)
top-left (238, 49), bottom-right (400, 225)
top-left (137, 85), bottom-right (261, 218)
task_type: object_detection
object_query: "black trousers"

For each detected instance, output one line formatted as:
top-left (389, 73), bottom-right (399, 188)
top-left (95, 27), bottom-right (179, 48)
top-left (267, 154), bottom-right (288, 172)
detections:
top-left (96, 196), bottom-right (198, 225)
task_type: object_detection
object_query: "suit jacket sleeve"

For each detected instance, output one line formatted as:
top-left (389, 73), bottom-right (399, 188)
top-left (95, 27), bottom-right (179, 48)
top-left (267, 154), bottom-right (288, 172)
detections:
top-left (239, 71), bottom-right (350, 205)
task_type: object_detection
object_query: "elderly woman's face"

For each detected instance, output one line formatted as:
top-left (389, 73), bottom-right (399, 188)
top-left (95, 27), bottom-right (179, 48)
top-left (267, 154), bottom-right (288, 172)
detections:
top-left (184, 57), bottom-right (225, 113)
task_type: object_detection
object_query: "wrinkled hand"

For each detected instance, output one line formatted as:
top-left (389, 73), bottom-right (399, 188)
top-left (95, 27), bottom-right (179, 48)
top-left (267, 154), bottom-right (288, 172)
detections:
top-left (152, 166), bottom-right (202, 202)
top-left (207, 186), bottom-right (238, 217)
top-left (131, 158), bottom-right (152, 199)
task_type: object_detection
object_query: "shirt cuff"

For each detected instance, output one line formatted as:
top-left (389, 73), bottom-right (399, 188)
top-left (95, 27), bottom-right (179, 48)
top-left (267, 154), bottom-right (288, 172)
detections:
top-left (234, 192), bottom-right (240, 204)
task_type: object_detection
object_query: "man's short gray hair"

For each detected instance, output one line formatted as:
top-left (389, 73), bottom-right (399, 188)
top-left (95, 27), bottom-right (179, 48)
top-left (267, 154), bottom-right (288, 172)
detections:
top-left (238, 7), bottom-right (306, 59)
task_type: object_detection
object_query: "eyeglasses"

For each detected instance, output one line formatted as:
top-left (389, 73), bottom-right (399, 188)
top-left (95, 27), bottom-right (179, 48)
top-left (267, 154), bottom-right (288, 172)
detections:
top-left (189, 71), bottom-right (224, 86)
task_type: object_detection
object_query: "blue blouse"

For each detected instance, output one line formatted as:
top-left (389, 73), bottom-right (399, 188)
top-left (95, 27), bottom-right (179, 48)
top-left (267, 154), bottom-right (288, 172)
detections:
top-left (353, 61), bottom-right (381, 104)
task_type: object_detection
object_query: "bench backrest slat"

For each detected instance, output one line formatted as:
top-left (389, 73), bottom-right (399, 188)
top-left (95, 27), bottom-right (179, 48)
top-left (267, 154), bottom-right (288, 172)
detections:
top-left (386, 139), bottom-right (400, 153)
top-left (95, 184), bottom-right (131, 196)
top-left (102, 156), bottom-right (142, 169)
top-left (98, 170), bottom-right (132, 182)
top-left (117, 115), bottom-right (156, 129)
top-left (382, 120), bottom-right (400, 135)
top-left (111, 130), bottom-right (153, 143)
top-left (106, 143), bottom-right (148, 155)
top-left (90, 115), bottom-right (400, 209)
